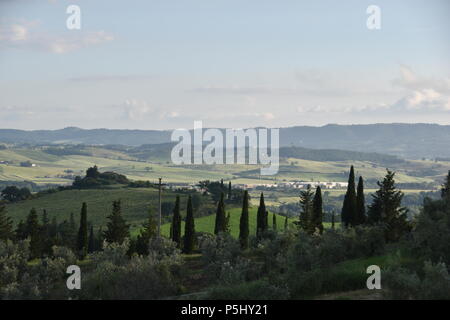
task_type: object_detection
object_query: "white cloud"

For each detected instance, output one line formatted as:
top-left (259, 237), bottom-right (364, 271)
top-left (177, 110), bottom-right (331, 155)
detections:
top-left (0, 21), bottom-right (114, 54)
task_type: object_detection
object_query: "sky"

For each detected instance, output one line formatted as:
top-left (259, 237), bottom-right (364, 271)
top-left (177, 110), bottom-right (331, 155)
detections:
top-left (0, 0), bottom-right (449, 130)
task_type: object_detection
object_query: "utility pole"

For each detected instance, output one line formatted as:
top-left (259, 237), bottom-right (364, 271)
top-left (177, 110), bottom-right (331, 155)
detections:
top-left (158, 178), bottom-right (162, 237)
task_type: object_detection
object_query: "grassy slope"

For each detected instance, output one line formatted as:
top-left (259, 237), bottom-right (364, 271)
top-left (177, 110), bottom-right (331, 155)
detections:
top-left (1, 148), bottom-right (447, 186)
top-left (158, 206), bottom-right (336, 238)
top-left (4, 187), bottom-right (188, 231)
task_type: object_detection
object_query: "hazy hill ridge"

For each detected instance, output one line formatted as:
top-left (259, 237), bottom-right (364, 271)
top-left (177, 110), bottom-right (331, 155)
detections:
top-left (1, 123), bottom-right (450, 158)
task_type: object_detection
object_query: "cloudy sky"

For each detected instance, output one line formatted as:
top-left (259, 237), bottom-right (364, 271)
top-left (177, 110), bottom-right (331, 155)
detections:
top-left (0, 0), bottom-right (449, 130)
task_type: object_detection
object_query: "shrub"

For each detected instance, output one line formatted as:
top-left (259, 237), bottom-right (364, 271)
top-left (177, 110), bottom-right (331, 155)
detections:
top-left (383, 261), bottom-right (450, 300)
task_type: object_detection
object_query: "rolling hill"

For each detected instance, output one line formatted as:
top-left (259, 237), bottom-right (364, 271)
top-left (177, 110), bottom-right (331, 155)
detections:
top-left (2, 123), bottom-right (450, 158)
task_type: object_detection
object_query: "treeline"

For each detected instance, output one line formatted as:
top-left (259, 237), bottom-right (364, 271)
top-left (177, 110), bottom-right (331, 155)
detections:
top-left (279, 146), bottom-right (404, 164)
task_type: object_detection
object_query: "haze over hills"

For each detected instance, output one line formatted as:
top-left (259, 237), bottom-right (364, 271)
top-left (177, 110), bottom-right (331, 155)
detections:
top-left (1, 123), bottom-right (450, 159)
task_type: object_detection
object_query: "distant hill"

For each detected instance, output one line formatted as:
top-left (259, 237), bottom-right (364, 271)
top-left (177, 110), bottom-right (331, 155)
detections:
top-left (1, 123), bottom-right (450, 158)
top-left (124, 143), bottom-right (403, 164)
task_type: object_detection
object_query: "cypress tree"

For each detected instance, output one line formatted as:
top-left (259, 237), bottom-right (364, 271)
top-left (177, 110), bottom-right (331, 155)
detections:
top-left (67, 212), bottom-right (77, 249)
top-left (103, 200), bottom-right (130, 244)
top-left (273, 214), bottom-right (277, 230)
top-left (136, 208), bottom-right (158, 255)
top-left (214, 193), bottom-right (226, 234)
top-left (284, 216), bottom-right (288, 230)
top-left (41, 209), bottom-right (52, 256)
top-left (25, 208), bottom-right (42, 259)
top-left (171, 195), bottom-right (182, 247)
top-left (42, 209), bottom-right (49, 228)
top-left (312, 186), bottom-right (324, 234)
top-left (88, 225), bottom-right (95, 253)
top-left (97, 227), bottom-right (104, 250)
top-left (0, 205), bottom-right (13, 241)
top-left (355, 176), bottom-right (366, 225)
top-left (341, 166), bottom-right (357, 227)
top-left (77, 202), bottom-right (88, 258)
top-left (15, 220), bottom-right (26, 240)
top-left (225, 212), bottom-right (231, 233)
top-left (183, 196), bottom-right (195, 254)
top-left (228, 181), bottom-right (232, 200)
top-left (331, 211), bottom-right (335, 230)
top-left (239, 190), bottom-right (249, 249)
top-left (442, 170), bottom-right (450, 203)
top-left (298, 185), bottom-right (314, 232)
top-left (256, 193), bottom-right (267, 238)
top-left (49, 216), bottom-right (58, 245)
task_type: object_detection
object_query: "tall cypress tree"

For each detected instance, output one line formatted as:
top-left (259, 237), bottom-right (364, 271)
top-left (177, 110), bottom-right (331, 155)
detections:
top-left (331, 211), bottom-right (335, 230)
top-left (298, 185), bottom-right (314, 232)
top-left (88, 225), bottom-right (95, 253)
top-left (256, 193), bottom-right (267, 238)
top-left (214, 193), bottom-right (226, 234)
top-left (312, 186), bottom-right (324, 234)
top-left (103, 200), bottom-right (130, 244)
top-left (67, 212), bottom-right (77, 249)
top-left (225, 212), bottom-right (231, 233)
top-left (77, 202), bottom-right (88, 258)
top-left (25, 208), bottom-right (42, 259)
top-left (41, 209), bottom-right (52, 256)
top-left (239, 190), bottom-right (249, 249)
top-left (171, 195), bottom-right (182, 247)
top-left (183, 196), bottom-right (195, 254)
top-left (284, 216), bottom-right (288, 231)
top-left (0, 205), bottom-right (13, 241)
top-left (355, 176), bottom-right (366, 225)
top-left (341, 166), bottom-right (357, 227)
top-left (228, 181), bottom-right (232, 200)
top-left (273, 214), bottom-right (277, 230)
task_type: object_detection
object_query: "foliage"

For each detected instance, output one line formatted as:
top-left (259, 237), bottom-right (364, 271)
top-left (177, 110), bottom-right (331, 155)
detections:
top-left (341, 165), bottom-right (357, 227)
top-left (367, 169), bottom-right (411, 242)
top-left (103, 200), bottom-right (130, 245)
top-left (239, 190), bottom-right (249, 249)
top-left (171, 195), bottom-right (182, 247)
top-left (256, 193), bottom-right (268, 239)
top-left (183, 196), bottom-right (195, 253)
top-left (214, 193), bottom-right (227, 235)
top-left (384, 261), bottom-right (450, 300)
top-left (1, 186), bottom-right (31, 202)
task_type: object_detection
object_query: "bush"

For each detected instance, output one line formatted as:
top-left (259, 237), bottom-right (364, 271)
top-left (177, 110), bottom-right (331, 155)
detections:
top-left (200, 233), bottom-right (251, 284)
top-left (78, 239), bottom-right (183, 300)
top-left (383, 261), bottom-right (450, 300)
top-left (147, 237), bottom-right (182, 264)
top-left (78, 256), bottom-right (181, 300)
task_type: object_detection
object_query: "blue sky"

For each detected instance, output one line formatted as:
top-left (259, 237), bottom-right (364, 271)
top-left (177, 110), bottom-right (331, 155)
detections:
top-left (0, 0), bottom-right (449, 130)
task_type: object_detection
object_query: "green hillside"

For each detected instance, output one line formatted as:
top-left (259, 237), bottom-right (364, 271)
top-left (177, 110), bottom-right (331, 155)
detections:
top-left (4, 187), bottom-right (189, 231)
top-left (4, 186), bottom-right (334, 239)
top-left (158, 206), bottom-right (336, 238)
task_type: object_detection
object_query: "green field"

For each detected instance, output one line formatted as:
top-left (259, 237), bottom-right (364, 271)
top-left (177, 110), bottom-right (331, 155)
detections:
top-left (5, 186), bottom-right (339, 239)
top-left (4, 187), bottom-right (189, 231)
top-left (151, 206), bottom-right (336, 238)
top-left (1, 147), bottom-right (448, 187)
